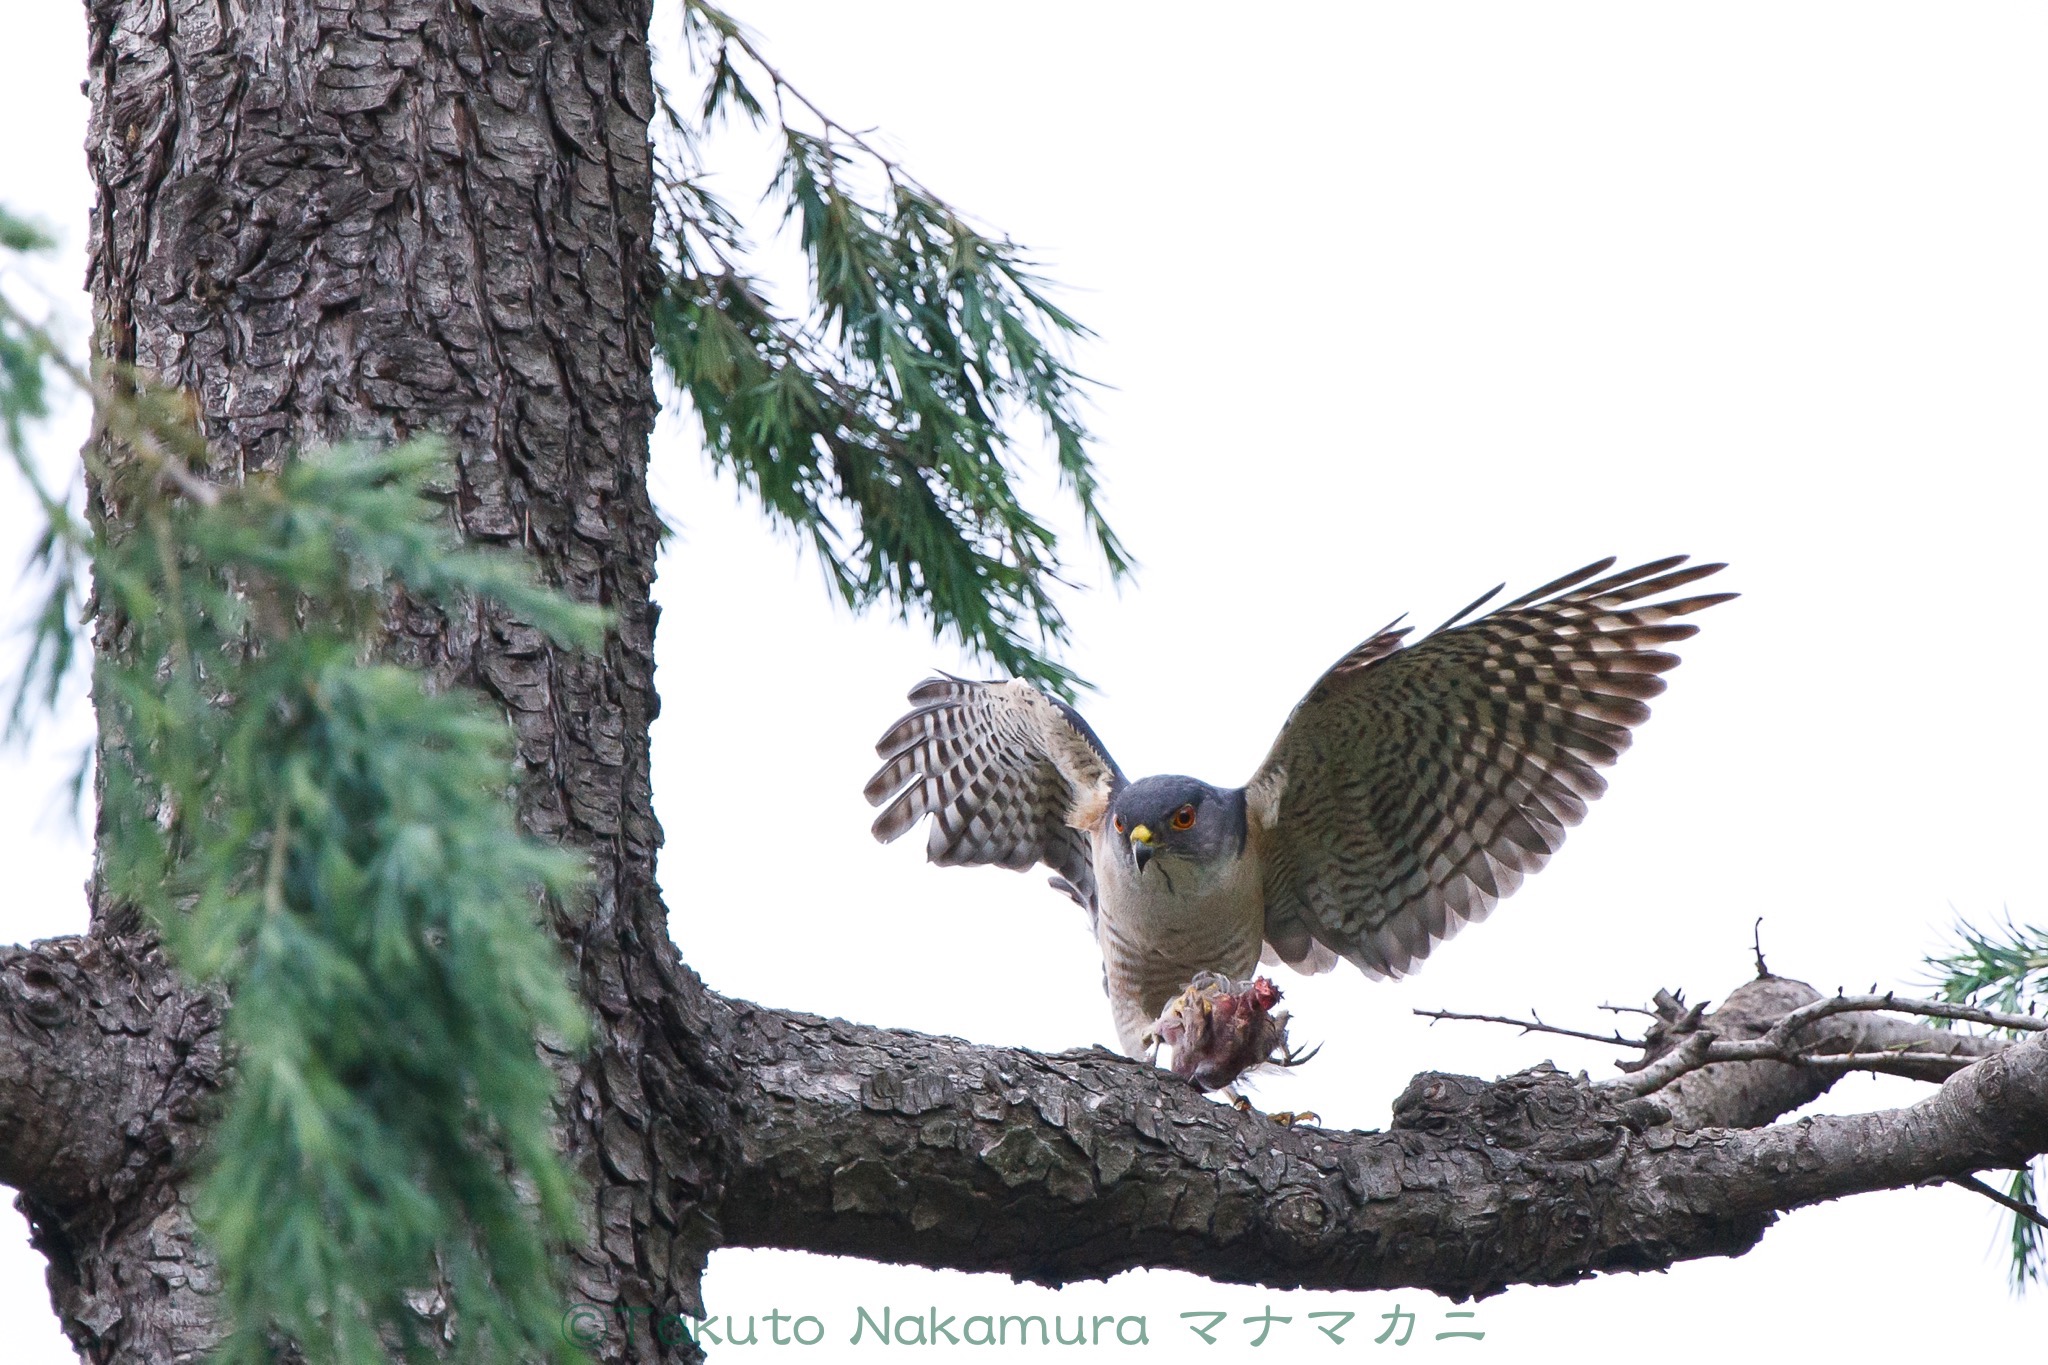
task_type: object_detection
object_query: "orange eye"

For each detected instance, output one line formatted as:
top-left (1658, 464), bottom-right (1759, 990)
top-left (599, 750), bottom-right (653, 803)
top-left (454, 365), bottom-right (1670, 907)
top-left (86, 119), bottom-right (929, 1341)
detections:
top-left (1170, 804), bottom-right (1197, 831)
top-left (1113, 815), bottom-right (1126, 834)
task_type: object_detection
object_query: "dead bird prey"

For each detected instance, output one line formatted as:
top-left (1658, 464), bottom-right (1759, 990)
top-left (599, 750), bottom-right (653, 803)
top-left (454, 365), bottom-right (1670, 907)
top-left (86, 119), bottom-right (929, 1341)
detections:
top-left (1147, 972), bottom-right (1320, 1094)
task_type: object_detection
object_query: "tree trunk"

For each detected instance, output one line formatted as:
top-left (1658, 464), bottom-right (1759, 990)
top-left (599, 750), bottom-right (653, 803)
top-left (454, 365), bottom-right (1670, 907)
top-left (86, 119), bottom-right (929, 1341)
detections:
top-left (0, 3), bottom-right (2034, 1362)
top-left (64, 0), bottom-right (735, 1357)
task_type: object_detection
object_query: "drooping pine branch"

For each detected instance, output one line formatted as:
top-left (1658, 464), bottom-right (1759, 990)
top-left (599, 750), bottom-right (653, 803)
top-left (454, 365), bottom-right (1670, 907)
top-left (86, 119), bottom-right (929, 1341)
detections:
top-left (650, 1), bottom-right (1130, 697)
top-left (0, 207), bottom-right (58, 459)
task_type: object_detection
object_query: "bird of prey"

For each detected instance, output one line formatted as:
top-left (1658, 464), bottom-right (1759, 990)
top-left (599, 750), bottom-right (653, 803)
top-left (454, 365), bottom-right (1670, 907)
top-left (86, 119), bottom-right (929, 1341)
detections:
top-left (864, 555), bottom-right (1733, 1063)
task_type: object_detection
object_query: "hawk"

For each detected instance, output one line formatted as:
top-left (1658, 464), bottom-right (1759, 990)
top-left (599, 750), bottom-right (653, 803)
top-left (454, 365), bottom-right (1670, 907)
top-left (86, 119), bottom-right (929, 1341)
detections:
top-left (864, 555), bottom-right (1733, 1061)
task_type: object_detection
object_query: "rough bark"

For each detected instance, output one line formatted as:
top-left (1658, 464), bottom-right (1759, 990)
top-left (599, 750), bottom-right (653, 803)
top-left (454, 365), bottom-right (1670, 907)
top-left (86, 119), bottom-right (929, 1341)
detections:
top-left (0, 937), bottom-right (221, 1360)
top-left (0, 1), bottom-right (2031, 1362)
top-left (717, 997), bottom-right (2045, 1297)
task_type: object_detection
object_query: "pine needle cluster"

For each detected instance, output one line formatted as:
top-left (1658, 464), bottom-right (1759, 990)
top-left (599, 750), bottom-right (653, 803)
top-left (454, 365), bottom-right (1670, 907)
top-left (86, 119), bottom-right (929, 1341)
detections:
top-left (1927, 915), bottom-right (2048, 1290)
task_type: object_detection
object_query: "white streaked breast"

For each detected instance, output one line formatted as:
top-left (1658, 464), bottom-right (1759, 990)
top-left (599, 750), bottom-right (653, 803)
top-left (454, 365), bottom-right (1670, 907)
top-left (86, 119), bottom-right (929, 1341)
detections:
top-left (1092, 841), bottom-right (1266, 1056)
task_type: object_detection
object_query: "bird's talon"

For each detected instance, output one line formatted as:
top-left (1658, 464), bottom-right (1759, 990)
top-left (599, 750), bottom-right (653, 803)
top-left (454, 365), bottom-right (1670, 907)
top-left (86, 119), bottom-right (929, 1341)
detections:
top-left (1231, 1094), bottom-right (1253, 1113)
top-left (1267, 1110), bottom-right (1320, 1128)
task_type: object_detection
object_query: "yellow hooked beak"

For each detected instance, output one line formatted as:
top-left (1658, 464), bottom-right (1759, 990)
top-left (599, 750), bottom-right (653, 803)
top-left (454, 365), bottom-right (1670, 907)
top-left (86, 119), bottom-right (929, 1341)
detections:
top-left (1129, 824), bottom-right (1155, 874)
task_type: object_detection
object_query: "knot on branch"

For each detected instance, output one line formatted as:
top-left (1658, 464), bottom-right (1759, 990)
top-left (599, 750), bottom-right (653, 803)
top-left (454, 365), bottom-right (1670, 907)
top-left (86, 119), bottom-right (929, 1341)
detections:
top-left (1643, 987), bottom-right (1712, 1047)
top-left (2, 944), bottom-right (87, 1031)
top-left (1626, 977), bottom-right (1824, 1076)
top-left (1391, 1064), bottom-right (1671, 1162)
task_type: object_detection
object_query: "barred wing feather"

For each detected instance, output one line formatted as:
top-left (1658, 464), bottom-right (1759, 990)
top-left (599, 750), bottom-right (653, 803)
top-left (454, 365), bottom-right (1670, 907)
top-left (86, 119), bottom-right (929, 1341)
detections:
top-left (864, 677), bottom-right (1125, 914)
top-left (1248, 556), bottom-right (1733, 978)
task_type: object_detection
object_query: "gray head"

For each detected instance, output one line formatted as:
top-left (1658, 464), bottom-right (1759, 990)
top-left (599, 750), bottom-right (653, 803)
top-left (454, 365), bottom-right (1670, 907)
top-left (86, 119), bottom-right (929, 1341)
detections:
top-left (1108, 775), bottom-right (1247, 878)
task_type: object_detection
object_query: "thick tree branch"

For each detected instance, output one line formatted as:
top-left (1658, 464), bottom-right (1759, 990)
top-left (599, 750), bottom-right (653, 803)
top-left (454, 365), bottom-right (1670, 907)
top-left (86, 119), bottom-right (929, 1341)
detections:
top-left (0, 935), bottom-right (218, 1209)
top-left (712, 991), bottom-right (2048, 1298)
top-left (0, 933), bottom-right (223, 1361)
top-left (5, 927), bottom-right (2039, 1331)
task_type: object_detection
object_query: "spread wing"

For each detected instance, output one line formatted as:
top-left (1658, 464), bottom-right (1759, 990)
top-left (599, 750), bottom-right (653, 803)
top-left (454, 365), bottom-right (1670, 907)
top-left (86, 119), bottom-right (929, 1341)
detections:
top-left (1247, 555), bottom-right (1734, 978)
top-left (864, 676), bottom-right (1125, 914)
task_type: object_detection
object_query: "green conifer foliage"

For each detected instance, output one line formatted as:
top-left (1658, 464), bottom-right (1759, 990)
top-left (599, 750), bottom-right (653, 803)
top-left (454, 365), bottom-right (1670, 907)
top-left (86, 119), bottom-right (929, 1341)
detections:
top-left (652, 1), bottom-right (1131, 697)
top-left (1928, 916), bottom-right (2048, 1290)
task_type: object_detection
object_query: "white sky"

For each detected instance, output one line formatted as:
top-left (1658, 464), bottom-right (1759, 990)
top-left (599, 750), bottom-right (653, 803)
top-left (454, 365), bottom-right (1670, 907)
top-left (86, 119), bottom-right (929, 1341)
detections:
top-left (3, 3), bottom-right (2044, 1359)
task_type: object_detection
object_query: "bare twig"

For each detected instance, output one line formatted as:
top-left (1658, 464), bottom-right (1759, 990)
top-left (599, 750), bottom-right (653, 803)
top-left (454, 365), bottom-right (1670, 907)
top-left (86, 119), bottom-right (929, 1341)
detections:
top-left (1770, 991), bottom-right (2042, 1038)
top-left (1949, 1174), bottom-right (2048, 1232)
top-left (1603, 1031), bottom-right (1715, 1096)
top-left (1414, 1007), bottom-right (1647, 1050)
top-left (684, 0), bottom-right (924, 190)
top-left (1752, 917), bottom-right (1768, 978)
